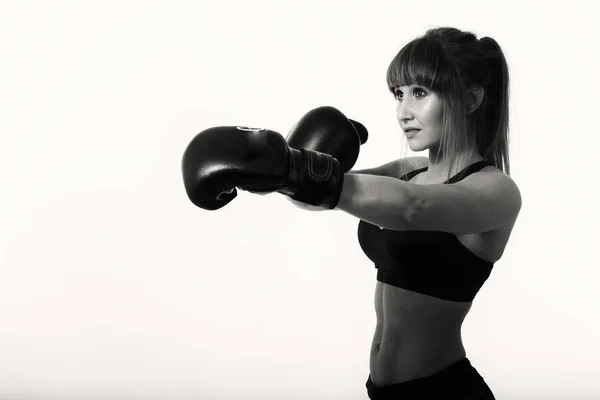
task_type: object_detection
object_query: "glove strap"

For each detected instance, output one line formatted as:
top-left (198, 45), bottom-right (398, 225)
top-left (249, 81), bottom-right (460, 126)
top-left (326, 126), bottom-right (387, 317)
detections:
top-left (279, 148), bottom-right (344, 209)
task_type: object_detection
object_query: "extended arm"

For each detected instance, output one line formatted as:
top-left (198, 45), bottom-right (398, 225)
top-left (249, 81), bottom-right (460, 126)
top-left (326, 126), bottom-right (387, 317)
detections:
top-left (336, 170), bottom-right (521, 234)
top-left (337, 173), bottom-right (415, 229)
top-left (349, 156), bottom-right (429, 178)
top-left (288, 156), bottom-right (428, 212)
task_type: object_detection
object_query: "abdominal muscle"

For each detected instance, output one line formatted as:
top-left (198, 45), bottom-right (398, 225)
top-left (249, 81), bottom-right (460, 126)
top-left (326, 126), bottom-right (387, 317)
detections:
top-left (369, 281), bottom-right (473, 386)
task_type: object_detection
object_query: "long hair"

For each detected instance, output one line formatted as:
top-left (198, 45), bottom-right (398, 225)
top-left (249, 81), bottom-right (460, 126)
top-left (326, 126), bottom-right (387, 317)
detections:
top-left (387, 27), bottom-right (511, 182)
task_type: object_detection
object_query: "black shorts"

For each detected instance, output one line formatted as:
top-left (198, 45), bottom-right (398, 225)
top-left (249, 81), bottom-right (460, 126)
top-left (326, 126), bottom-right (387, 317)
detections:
top-left (366, 358), bottom-right (495, 400)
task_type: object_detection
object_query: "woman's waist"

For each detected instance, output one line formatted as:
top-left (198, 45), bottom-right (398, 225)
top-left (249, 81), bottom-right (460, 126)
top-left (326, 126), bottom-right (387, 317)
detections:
top-left (376, 285), bottom-right (473, 328)
top-left (370, 335), bottom-right (466, 386)
top-left (378, 312), bottom-right (467, 336)
top-left (377, 324), bottom-right (464, 355)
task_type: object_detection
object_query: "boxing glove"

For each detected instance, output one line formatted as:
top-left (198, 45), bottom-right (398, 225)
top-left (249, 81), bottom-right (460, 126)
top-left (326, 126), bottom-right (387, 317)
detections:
top-left (286, 106), bottom-right (368, 172)
top-left (283, 106), bottom-right (368, 211)
top-left (182, 106), bottom-right (368, 211)
top-left (181, 126), bottom-right (343, 211)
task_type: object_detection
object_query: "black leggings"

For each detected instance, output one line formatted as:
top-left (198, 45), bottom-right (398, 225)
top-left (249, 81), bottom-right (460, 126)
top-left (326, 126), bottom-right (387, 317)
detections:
top-left (366, 358), bottom-right (495, 400)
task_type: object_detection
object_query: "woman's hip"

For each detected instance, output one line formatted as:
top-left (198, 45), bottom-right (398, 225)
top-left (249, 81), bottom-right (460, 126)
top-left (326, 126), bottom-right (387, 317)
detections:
top-left (366, 358), bottom-right (495, 400)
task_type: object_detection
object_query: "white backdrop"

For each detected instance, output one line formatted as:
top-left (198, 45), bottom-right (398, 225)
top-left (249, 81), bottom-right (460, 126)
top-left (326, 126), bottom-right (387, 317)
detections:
top-left (1, 1), bottom-right (599, 399)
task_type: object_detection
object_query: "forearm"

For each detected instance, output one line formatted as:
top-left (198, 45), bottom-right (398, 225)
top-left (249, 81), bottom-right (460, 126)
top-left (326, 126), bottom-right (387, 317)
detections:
top-left (336, 173), bottom-right (415, 230)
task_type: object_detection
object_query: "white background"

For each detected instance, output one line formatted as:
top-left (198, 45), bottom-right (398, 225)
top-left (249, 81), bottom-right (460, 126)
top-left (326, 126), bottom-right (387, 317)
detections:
top-left (1, 1), bottom-right (599, 399)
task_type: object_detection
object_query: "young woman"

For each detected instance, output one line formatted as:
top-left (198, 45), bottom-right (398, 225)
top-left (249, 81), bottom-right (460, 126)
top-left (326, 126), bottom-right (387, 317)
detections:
top-left (338, 27), bottom-right (522, 399)
top-left (181, 24), bottom-right (521, 400)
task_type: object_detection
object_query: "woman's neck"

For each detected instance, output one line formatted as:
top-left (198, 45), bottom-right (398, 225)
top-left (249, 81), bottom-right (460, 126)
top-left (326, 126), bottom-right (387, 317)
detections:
top-left (424, 147), bottom-right (484, 184)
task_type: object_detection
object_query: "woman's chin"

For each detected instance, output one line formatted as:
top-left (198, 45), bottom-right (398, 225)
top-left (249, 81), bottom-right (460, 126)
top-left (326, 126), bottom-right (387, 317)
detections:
top-left (407, 141), bottom-right (428, 152)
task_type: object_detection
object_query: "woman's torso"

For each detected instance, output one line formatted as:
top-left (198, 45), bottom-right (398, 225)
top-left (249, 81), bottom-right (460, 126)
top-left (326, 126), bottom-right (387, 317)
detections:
top-left (369, 165), bottom-right (516, 386)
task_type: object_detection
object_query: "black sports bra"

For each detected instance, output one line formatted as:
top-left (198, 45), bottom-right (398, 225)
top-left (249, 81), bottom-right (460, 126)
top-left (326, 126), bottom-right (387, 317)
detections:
top-left (357, 161), bottom-right (493, 302)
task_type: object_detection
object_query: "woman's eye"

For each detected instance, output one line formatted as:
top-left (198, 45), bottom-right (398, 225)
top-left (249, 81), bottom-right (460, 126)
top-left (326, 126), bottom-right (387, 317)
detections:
top-left (414, 89), bottom-right (426, 97)
top-left (394, 88), bottom-right (426, 100)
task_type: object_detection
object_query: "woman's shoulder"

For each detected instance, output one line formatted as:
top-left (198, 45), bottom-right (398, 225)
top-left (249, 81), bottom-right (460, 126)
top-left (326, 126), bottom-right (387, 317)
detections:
top-left (480, 163), bottom-right (517, 185)
top-left (461, 163), bottom-right (522, 220)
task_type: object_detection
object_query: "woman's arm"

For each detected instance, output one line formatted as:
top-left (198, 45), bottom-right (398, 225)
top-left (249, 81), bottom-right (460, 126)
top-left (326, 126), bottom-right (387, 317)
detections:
top-left (287, 156), bottom-right (427, 211)
top-left (336, 170), bottom-right (521, 234)
top-left (336, 173), bottom-right (415, 228)
top-left (349, 156), bottom-right (428, 178)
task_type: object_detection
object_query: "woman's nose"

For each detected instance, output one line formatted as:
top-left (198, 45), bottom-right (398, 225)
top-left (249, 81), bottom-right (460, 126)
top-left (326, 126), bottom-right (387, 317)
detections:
top-left (396, 100), bottom-right (414, 122)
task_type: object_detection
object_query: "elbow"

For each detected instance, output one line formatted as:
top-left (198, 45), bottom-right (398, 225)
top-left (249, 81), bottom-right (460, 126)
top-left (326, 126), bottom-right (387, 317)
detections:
top-left (402, 197), bottom-right (425, 229)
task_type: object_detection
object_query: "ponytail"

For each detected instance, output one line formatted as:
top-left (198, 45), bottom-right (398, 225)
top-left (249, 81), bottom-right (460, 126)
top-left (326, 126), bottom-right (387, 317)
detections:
top-left (477, 37), bottom-right (511, 176)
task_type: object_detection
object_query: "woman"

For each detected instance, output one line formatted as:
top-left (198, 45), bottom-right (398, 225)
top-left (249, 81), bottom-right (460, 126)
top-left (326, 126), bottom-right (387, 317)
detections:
top-left (338, 27), bottom-right (522, 399)
top-left (181, 24), bottom-right (521, 400)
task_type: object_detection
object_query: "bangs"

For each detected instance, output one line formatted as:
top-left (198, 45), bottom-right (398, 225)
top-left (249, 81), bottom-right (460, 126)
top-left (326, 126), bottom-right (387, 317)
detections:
top-left (386, 37), bottom-right (454, 93)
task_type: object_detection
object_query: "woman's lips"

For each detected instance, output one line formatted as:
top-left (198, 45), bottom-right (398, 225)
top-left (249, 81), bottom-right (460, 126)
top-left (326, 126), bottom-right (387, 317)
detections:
top-left (405, 129), bottom-right (420, 138)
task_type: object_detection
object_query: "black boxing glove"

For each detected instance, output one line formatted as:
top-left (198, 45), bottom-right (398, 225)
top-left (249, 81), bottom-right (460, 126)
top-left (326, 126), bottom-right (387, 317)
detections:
top-left (286, 106), bottom-right (368, 172)
top-left (284, 106), bottom-right (368, 211)
top-left (182, 106), bottom-right (368, 211)
top-left (181, 126), bottom-right (344, 210)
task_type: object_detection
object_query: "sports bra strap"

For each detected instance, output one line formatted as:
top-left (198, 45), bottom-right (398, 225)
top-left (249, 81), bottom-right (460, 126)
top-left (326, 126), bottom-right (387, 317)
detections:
top-left (398, 160), bottom-right (492, 183)
top-left (445, 160), bottom-right (491, 184)
top-left (399, 167), bottom-right (428, 182)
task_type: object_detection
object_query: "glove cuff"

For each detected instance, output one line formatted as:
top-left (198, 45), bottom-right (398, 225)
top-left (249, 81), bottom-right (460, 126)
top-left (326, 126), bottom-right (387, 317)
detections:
top-left (278, 148), bottom-right (344, 209)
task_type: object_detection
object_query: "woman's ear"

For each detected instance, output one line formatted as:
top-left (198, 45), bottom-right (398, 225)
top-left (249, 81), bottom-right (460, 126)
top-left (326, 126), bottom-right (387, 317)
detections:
top-left (467, 85), bottom-right (485, 114)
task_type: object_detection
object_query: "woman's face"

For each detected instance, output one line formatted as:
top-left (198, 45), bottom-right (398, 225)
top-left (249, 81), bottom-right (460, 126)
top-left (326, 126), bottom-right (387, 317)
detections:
top-left (394, 84), bottom-right (444, 152)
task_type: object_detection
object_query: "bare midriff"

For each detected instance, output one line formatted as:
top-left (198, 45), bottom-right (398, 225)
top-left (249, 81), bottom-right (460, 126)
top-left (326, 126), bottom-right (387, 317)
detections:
top-left (369, 281), bottom-right (473, 387)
